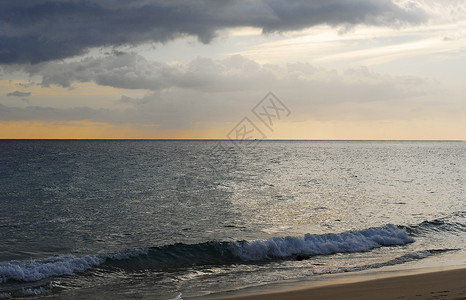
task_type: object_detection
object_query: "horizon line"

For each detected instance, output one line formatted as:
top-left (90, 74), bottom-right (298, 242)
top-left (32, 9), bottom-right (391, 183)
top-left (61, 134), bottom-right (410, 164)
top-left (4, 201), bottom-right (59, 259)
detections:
top-left (1, 138), bottom-right (464, 142)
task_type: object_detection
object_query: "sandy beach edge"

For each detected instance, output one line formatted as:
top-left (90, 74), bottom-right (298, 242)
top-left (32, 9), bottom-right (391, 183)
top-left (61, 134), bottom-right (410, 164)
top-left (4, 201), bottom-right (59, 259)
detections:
top-left (200, 266), bottom-right (466, 300)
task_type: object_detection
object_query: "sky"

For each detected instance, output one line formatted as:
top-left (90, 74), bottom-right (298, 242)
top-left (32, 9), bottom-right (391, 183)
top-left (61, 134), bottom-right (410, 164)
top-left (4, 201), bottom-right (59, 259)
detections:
top-left (0, 0), bottom-right (465, 139)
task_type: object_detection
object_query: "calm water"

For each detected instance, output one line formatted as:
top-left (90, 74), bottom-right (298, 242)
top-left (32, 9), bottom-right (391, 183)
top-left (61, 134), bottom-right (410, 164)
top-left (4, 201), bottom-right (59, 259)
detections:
top-left (0, 140), bottom-right (465, 299)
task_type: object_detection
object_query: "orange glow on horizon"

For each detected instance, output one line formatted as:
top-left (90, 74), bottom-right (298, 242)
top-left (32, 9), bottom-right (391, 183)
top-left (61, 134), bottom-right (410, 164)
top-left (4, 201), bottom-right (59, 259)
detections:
top-left (0, 120), bottom-right (465, 140)
top-left (0, 121), bottom-right (232, 139)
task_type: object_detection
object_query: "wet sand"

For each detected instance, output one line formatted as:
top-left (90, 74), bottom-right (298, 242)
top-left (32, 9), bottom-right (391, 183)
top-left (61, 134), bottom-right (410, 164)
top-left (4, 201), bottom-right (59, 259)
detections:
top-left (218, 267), bottom-right (466, 300)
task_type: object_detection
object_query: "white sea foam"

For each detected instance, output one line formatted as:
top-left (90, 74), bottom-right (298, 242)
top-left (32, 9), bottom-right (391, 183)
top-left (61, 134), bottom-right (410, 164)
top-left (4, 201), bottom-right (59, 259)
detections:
top-left (0, 248), bottom-right (147, 283)
top-left (18, 286), bottom-right (50, 296)
top-left (0, 255), bottom-right (104, 283)
top-left (168, 293), bottom-right (184, 300)
top-left (0, 285), bottom-right (51, 299)
top-left (234, 225), bottom-right (414, 261)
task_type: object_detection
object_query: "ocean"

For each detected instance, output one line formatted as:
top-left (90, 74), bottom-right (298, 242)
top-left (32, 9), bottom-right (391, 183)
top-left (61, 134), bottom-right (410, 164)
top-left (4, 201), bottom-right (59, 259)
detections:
top-left (0, 140), bottom-right (465, 299)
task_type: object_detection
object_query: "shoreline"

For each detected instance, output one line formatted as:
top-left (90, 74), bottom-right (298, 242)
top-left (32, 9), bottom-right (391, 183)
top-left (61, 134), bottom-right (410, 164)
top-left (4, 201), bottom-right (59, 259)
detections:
top-left (202, 265), bottom-right (466, 300)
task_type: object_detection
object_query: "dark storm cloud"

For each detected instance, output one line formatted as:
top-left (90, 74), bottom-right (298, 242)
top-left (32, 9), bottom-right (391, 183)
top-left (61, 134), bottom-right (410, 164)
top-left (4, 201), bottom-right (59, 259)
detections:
top-left (6, 91), bottom-right (31, 97)
top-left (0, 0), bottom-right (426, 64)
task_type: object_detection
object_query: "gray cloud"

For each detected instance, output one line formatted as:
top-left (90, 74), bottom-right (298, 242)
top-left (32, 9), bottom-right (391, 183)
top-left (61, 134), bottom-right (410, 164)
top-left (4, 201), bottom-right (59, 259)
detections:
top-left (26, 53), bottom-right (436, 102)
top-left (0, 0), bottom-right (426, 64)
top-left (6, 91), bottom-right (31, 97)
top-left (27, 53), bottom-right (274, 92)
top-left (2, 55), bottom-right (449, 129)
top-left (0, 104), bottom-right (121, 123)
top-left (0, 99), bottom-right (225, 128)
top-left (15, 82), bottom-right (36, 89)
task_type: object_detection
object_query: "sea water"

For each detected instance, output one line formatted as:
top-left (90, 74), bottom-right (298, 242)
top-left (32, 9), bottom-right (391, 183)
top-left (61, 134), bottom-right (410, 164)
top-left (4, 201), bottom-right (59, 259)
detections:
top-left (0, 140), bottom-right (464, 299)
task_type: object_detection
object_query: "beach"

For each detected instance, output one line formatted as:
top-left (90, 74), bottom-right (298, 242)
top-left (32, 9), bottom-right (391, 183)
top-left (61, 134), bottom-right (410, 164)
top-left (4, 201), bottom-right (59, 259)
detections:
top-left (2, 0), bottom-right (466, 298)
top-left (1, 140), bottom-right (464, 299)
top-left (219, 267), bottom-right (466, 300)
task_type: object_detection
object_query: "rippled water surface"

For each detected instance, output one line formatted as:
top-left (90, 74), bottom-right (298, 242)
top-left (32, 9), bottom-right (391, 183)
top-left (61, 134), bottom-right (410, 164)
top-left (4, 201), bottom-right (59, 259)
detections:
top-left (0, 140), bottom-right (465, 299)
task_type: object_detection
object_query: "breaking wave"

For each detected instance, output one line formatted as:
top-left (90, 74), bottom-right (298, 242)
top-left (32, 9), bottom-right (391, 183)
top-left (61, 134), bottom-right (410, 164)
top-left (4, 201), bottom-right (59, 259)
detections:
top-left (0, 224), bottom-right (413, 284)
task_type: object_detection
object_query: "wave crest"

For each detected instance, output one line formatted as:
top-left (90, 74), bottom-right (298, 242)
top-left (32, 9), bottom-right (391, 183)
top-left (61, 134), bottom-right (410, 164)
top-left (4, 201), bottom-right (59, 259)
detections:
top-left (235, 225), bottom-right (413, 260)
top-left (0, 225), bottom-right (413, 283)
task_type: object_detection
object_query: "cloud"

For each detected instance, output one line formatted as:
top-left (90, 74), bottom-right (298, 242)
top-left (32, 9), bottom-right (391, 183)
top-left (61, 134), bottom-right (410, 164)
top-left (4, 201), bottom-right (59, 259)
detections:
top-left (0, 0), bottom-right (426, 64)
top-left (0, 100), bottom-right (217, 128)
top-left (27, 53), bottom-right (274, 92)
top-left (15, 82), bottom-right (36, 88)
top-left (0, 104), bottom-right (121, 123)
top-left (6, 91), bottom-right (31, 97)
top-left (26, 53), bottom-right (436, 101)
top-left (3, 54), bottom-right (452, 129)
